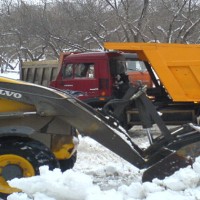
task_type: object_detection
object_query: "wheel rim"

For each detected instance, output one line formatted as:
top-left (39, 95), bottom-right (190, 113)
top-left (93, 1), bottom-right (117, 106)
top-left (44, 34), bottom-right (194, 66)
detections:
top-left (0, 154), bottom-right (35, 194)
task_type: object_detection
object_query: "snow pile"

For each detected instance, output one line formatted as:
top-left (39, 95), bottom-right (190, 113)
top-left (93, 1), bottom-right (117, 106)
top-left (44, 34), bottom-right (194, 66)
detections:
top-left (7, 137), bottom-right (200, 200)
top-left (8, 167), bottom-right (97, 200)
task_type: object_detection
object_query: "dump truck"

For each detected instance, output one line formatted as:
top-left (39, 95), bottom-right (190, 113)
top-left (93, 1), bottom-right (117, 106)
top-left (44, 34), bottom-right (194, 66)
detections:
top-left (1, 42), bottom-right (200, 198)
top-left (48, 43), bottom-right (200, 129)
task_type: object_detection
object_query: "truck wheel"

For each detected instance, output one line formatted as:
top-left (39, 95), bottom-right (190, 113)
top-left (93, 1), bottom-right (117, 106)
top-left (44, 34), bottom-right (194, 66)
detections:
top-left (59, 152), bottom-right (77, 172)
top-left (0, 137), bottom-right (59, 197)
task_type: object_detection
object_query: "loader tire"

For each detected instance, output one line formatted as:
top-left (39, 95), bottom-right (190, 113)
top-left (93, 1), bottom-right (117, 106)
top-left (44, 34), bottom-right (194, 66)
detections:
top-left (59, 152), bottom-right (77, 172)
top-left (0, 136), bottom-right (59, 198)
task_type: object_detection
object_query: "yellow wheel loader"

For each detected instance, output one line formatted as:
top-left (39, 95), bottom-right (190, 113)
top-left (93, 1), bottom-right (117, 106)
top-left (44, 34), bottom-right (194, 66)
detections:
top-left (1, 75), bottom-right (200, 198)
top-left (0, 77), bottom-right (78, 197)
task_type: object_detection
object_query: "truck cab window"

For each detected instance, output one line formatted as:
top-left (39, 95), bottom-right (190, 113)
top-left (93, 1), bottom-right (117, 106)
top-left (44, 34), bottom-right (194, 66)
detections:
top-left (63, 64), bottom-right (73, 79)
top-left (62, 63), bottom-right (95, 79)
top-left (74, 63), bottom-right (95, 79)
top-left (86, 64), bottom-right (94, 78)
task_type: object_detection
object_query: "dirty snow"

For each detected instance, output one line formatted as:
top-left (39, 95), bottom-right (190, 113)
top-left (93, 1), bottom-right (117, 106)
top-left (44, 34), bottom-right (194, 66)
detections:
top-left (6, 135), bottom-right (200, 200)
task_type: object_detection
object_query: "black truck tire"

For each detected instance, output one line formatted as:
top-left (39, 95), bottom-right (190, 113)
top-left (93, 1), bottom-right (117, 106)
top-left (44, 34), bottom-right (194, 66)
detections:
top-left (0, 136), bottom-right (59, 198)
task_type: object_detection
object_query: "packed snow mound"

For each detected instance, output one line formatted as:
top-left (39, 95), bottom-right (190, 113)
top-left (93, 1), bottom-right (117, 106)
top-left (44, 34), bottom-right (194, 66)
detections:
top-left (6, 137), bottom-right (200, 200)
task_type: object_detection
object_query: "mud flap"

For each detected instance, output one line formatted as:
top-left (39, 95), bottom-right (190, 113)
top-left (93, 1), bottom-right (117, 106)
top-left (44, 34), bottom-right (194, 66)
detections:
top-left (142, 152), bottom-right (192, 182)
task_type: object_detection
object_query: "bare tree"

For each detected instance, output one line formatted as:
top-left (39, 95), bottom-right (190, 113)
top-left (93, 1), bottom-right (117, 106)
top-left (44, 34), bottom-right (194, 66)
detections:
top-left (149, 0), bottom-right (200, 43)
top-left (0, 0), bottom-right (200, 70)
top-left (104, 0), bottom-right (150, 42)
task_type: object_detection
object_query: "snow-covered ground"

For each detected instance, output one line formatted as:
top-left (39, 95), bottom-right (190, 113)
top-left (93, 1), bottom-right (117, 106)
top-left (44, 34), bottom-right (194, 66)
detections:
top-left (6, 134), bottom-right (200, 200)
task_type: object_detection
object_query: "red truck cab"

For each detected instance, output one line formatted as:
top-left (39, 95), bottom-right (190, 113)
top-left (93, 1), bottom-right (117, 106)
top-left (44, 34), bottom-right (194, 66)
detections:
top-left (50, 52), bottom-right (127, 106)
top-left (50, 51), bottom-right (152, 107)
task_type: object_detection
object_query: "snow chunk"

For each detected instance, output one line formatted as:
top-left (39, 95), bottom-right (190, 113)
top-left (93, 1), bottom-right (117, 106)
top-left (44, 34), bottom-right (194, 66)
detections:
top-left (8, 166), bottom-right (98, 200)
top-left (119, 182), bottom-right (145, 199)
top-left (143, 182), bottom-right (164, 194)
top-left (146, 190), bottom-right (189, 200)
top-left (86, 189), bottom-right (123, 200)
top-left (153, 166), bottom-right (200, 191)
top-left (193, 156), bottom-right (200, 174)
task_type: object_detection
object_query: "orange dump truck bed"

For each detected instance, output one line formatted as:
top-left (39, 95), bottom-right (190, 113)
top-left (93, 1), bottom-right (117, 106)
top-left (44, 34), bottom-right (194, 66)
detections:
top-left (104, 42), bottom-right (200, 102)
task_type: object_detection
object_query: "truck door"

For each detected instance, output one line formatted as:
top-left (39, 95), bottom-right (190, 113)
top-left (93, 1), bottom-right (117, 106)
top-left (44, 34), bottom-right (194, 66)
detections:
top-left (60, 62), bottom-right (99, 101)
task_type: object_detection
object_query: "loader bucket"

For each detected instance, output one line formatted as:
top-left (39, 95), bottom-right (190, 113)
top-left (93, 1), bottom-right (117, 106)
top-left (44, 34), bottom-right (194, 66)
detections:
top-left (143, 137), bottom-right (200, 182)
top-left (142, 151), bottom-right (192, 182)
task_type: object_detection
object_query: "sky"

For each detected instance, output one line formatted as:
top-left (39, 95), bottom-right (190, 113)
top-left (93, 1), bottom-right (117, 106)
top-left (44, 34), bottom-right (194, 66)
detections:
top-left (5, 135), bottom-right (200, 200)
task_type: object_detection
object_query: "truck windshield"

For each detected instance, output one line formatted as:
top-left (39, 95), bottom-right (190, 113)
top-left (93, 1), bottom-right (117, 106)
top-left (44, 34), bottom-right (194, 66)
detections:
top-left (126, 60), bottom-right (147, 72)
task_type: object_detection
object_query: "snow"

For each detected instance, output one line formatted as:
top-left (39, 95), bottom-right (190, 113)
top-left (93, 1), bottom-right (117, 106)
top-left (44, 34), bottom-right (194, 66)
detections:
top-left (6, 135), bottom-right (200, 200)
